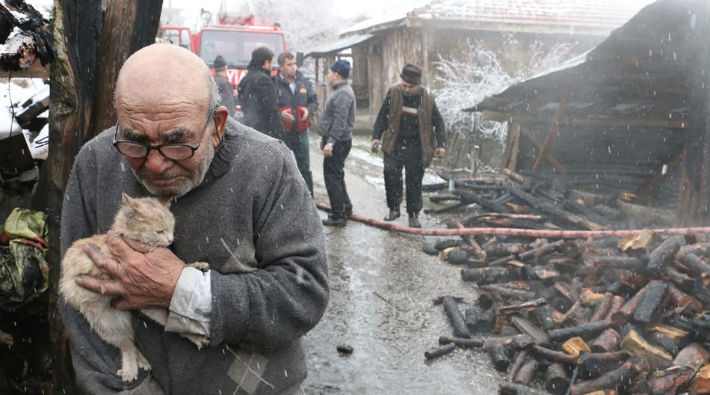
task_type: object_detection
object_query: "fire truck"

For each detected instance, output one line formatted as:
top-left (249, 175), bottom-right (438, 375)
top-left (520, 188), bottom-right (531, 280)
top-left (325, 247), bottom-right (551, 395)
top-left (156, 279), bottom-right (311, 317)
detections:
top-left (158, 4), bottom-right (287, 99)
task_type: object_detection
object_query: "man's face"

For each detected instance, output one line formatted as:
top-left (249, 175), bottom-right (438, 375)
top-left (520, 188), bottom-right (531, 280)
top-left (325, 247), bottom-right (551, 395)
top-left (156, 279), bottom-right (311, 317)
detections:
top-left (327, 69), bottom-right (338, 86)
top-left (116, 104), bottom-right (216, 198)
top-left (279, 58), bottom-right (297, 79)
top-left (401, 80), bottom-right (419, 95)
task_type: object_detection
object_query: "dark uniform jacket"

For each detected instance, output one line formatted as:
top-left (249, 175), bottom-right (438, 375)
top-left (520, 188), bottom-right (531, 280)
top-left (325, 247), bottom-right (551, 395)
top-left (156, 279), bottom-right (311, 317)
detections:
top-left (273, 71), bottom-right (318, 132)
top-left (214, 74), bottom-right (236, 117)
top-left (238, 67), bottom-right (285, 139)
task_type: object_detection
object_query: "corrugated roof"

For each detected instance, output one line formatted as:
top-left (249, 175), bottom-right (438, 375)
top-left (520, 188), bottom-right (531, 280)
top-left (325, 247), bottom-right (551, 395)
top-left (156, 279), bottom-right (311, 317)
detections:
top-left (343, 0), bottom-right (655, 36)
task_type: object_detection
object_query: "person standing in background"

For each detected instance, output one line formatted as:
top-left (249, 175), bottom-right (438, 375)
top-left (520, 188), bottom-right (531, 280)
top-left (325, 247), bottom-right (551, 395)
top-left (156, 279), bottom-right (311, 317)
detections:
top-left (318, 59), bottom-right (355, 226)
top-left (274, 51), bottom-right (318, 196)
top-left (237, 47), bottom-right (284, 139)
top-left (212, 55), bottom-right (236, 117)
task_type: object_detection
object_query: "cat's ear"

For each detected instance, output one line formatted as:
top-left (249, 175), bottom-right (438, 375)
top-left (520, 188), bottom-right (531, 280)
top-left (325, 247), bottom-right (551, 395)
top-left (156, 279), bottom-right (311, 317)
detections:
top-left (121, 193), bottom-right (138, 209)
top-left (158, 196), bottom-right (172, 208)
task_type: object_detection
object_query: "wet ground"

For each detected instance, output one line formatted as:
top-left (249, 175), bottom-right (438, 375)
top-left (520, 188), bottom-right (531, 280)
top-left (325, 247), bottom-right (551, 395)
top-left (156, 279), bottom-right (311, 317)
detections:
top-left (302, 132), bottom-right (502, 394)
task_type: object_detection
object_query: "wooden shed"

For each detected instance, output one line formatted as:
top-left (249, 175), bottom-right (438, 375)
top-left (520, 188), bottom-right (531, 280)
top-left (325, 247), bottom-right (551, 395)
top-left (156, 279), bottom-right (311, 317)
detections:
top-left (468, 0), bottom-right (710, 226)
top-left (308, 0), bottom-right (652, 124)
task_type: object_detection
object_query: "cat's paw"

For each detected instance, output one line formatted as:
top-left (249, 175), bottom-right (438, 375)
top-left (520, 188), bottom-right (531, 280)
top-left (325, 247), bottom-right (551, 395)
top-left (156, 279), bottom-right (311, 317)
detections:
top-left (137, 352), bottom-right (151, 371)
top-left (184, 333), bottom-right (210, 349)
top-left (118, 363), bottom-right (139, 382)
top-left (187, 261), bottom-right (209, 272)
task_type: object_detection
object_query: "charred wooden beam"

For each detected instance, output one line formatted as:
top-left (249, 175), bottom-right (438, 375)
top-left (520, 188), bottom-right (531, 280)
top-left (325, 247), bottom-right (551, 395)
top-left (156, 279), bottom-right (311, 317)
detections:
top-left (548, 320), bottom-right (611, 341)
top-left (610, 280), bottom-right (658, 325)
top-left (462, 266), bottom-right (519, 284)
top-left (646, 236), bottom-right (684, 277)
top-left (569, 361), bottom-right (639, 395)
top-left (508, 350), bottom-right (529, 382)
top-left (438, 336), bottom-right (484, 348)
top-left (632, 281), bottom-right (667, 325)
top-left (680, 252), bottom-right (710, 278)
top-left (499, 298), bottom-right (547, 315)
top-left (442, 296), bottom-right (471, 339)
top-left (545, 363), bottom-right (569, 395)
top-left (513, 359), bottom-right (538, 385)
top-left (424, 342), bottom-right (457, 359)
top-left (519, 240), bottom-right (566, 262)
top-left (577, 351), bottom-right (630, 376)
top-left (531, 345), bottom-right (578, 365)
top-left (480, 284), bottom-right (536, 300)
top-left (511, 315), bottom-right (550, 346)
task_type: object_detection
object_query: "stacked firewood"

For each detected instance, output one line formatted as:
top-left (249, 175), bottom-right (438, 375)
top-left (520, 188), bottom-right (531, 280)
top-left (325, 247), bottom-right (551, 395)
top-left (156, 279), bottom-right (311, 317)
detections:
top-left (426, 233), bottom-right (710, 395)
top-left (425, 169), bottom-right (673, 230)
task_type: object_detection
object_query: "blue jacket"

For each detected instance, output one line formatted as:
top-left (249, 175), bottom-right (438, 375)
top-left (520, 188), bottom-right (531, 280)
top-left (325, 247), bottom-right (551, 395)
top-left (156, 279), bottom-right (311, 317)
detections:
top-left (273, 71), bottom-right (318, 132)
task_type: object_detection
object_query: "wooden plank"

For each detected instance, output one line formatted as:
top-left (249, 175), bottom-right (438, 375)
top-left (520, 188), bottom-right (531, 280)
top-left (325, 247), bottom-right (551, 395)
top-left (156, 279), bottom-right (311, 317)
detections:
top-left (481, 110), bottom-right (689, 129)
top-left (635, 148), bottom-right (683, 197)
top-left (532, 96), bottom-right (569, 172)
top-left (519, 125), bottom-right (569, 175)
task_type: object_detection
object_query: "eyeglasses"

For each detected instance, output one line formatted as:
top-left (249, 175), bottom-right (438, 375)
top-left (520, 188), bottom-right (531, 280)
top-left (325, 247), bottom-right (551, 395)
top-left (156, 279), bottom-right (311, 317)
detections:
top-left (113, 108), bottom-right (215, 161)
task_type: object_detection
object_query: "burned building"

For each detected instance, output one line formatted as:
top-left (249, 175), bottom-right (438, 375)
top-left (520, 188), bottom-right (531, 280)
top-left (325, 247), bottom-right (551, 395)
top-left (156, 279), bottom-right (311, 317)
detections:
top-left (469, 0), bottom-right (710, 226)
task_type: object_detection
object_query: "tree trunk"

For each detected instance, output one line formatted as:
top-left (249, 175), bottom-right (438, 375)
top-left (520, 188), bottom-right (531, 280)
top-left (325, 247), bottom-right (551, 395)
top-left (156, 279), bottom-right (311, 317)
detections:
top-left (46, 0), bottom-right (163, 392)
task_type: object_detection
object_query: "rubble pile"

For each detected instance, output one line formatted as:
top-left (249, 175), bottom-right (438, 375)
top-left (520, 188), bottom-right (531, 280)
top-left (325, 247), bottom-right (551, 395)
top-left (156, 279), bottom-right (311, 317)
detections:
top-left (425, 231), bottom-right (710, 395)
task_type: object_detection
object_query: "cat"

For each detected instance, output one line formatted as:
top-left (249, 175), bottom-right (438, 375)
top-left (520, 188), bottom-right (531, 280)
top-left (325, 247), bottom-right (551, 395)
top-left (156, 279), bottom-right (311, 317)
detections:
top-left (60, 193), bottom-right (209, 382)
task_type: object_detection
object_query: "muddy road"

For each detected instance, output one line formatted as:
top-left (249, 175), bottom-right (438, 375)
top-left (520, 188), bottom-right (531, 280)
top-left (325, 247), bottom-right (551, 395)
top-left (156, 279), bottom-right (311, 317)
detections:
top-left (301, 132), bottom-right (501, 394)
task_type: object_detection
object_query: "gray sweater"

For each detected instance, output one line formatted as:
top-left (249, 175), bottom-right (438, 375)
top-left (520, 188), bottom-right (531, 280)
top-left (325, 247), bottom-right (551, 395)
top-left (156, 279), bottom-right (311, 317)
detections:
top-left (317, 80), bottom-right (355, 145)
top-left (59, 118), bottom-right (328, 395)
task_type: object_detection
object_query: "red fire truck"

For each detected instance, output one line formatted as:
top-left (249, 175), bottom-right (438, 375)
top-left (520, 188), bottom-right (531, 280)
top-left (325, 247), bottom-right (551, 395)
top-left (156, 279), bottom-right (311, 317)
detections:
top-left (158, 6), bottom-right (287, 98)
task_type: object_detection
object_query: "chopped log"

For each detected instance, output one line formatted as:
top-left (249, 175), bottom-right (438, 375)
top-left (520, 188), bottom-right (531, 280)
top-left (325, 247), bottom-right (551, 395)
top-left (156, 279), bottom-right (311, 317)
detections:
top-left (557, 301), bottom-right (582, 326)
top-left (680, 252), bottom-right (710, 278)
top-left (603, 296), bottom-right (625, 322)
top-left (453, 189), bottom-right (511, 213)
top-left (442, 296), bottom-right (471, 339)
top-left (645, 325), bottom-right (688, 356)
top-left (499, 298), bottom-right (547, 315)
top-left (663, 267), bottom-right (696, 293)
top-left (425, 342), bottom-right (456, 359)
top-left (514, 359), bottom-right (538, 385)
top-left (646, 366), bottom-right (695, 395)
top-left (577, 351), bottom-right (630, 375)
top-left (676, 243), bottom-right (710, 262)
top-left (581, 289), bottom-right (606, 305)
top-left (483, 334), bottom-right (534, 350)
top-left (545, 363), bottom-right (569, 395)
top-left (489, 254), bottom-right (518, 266)
top-left (548, 320), bottom-right (611, 341)
top-left (554, 282), bottom-right (579, 303)
top-left (483, 240), bottom-right (526, 256)
top-left (688, 363), bottom-right (710, 394)
top-left (666, 284), bottom-right (703, 314)
top-left (562, 337), bottom-right (591, 358)
top-left (480, 284), bottom-right (536, 299)
top-left (488, 343), bottom-right (512, 371)
top-left (589, 329), bottom-right (621, 353)
top-left (519, 240), bottom-right (567, 262)
top-left (632, 282), bottom-right (667, 325)
top-left (438, 336), bottom-right (484, 348)
top-left (587, 255), bottom-right (643, 270)
top-left (461, 266), bottom-right (518, 284)
top-left (610, 280), bottom-right (658, 325)
top-left (645, 236), bottom-right (684, 277)
top-left (432, 295), bottom-right (465, 305)
top-left (569, 361), bottom-right (639, 395)
top-left (531, 345), bottom-right (578, 365)
top-left (672, 343), bottom-right (710, 371)
top-left (468, 305), bottom-right (497, 333)
top-left (499, 382), bottom-right (555, 395)
top-left (511, 315), bottom-right (550, 346)
top-left (621, 329), bottom-right (673, 364)
top-left (508, 350), bottom-right (529, 382)
top-left (590, 293), bottom-right (614, 322)
top-left (502, 168), bottom-right (525, 184)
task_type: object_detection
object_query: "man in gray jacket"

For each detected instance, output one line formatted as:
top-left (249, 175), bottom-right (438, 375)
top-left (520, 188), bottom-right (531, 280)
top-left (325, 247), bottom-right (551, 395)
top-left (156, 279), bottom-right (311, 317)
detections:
top-left (318, 59), bottom-right (355, 226)
top-left (59, 43), bottom-right (328, 395)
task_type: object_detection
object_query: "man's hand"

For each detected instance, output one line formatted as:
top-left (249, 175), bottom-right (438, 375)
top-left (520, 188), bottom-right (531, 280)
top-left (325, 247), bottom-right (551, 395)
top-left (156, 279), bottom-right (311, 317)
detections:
top-left (322, 143), bottom-right (334, 158)
top-left (76, 233), bottom-right (185, 310)
top-left (281, 110), bottom-right (296, 123)
top-left (435, 147), bottom-right (446, 158)
top-left (371, 139), bottom-right (381, 153)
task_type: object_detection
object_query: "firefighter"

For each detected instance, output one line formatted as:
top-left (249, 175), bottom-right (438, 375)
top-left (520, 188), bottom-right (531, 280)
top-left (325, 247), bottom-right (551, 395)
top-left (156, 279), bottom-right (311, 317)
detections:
top-left (237, 46), bottom-right (284, 139)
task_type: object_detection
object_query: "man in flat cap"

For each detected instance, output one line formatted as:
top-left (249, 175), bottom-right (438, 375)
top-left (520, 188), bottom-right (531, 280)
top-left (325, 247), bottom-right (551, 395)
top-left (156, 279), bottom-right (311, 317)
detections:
top-left (371, 63), bottom-right (446, 228)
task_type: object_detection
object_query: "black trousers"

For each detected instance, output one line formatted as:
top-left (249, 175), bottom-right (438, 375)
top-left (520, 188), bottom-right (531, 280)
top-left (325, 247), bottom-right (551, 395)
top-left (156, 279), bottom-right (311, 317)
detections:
top-left (384, 143), bottom-right (424, 215)
top-left (324, 139), bottom-right (352, 218)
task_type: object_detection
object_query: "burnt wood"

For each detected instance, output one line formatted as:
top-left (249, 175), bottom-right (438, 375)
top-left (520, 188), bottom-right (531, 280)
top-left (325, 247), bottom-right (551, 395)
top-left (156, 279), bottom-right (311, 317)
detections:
top-left (545, 363), bottom-right (569, 395)
top-left (442, 296), bottom-right (471, 339)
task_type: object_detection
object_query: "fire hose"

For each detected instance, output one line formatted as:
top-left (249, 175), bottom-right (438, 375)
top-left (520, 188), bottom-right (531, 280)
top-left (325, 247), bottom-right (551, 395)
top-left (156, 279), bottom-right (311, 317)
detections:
top-left (316, 202), bottom-right (710, 239)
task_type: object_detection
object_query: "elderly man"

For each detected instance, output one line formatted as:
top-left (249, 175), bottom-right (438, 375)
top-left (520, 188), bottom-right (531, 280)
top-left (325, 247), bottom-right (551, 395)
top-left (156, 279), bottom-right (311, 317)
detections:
top-left (371, 64), bottom-right (446, 228)
top-left (238, 46), bottom-right (284, 139)
top-left (274, 51), bottom-right (318, 197)
top-left (59, 44), bottom-right (328, 395)
top-left (318, 59), bottom-right (355, 226)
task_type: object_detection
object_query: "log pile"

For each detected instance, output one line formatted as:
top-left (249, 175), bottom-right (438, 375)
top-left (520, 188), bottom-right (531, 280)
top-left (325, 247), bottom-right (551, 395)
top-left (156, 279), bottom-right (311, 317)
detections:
top-left (424, 169), bottom-right (674, 230)
top-left (427, 232), bottom-right (710, 395)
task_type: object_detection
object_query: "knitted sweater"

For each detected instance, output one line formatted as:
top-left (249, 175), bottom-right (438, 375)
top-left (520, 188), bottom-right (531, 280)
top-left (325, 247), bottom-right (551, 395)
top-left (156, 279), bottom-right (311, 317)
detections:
top-left (59, 118), bottom-right (328, 395)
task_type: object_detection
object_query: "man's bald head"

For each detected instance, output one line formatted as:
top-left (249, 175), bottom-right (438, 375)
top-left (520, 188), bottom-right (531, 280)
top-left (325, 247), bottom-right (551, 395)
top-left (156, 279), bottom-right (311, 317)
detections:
top-left (115, 44), bottom-right (215, 114)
